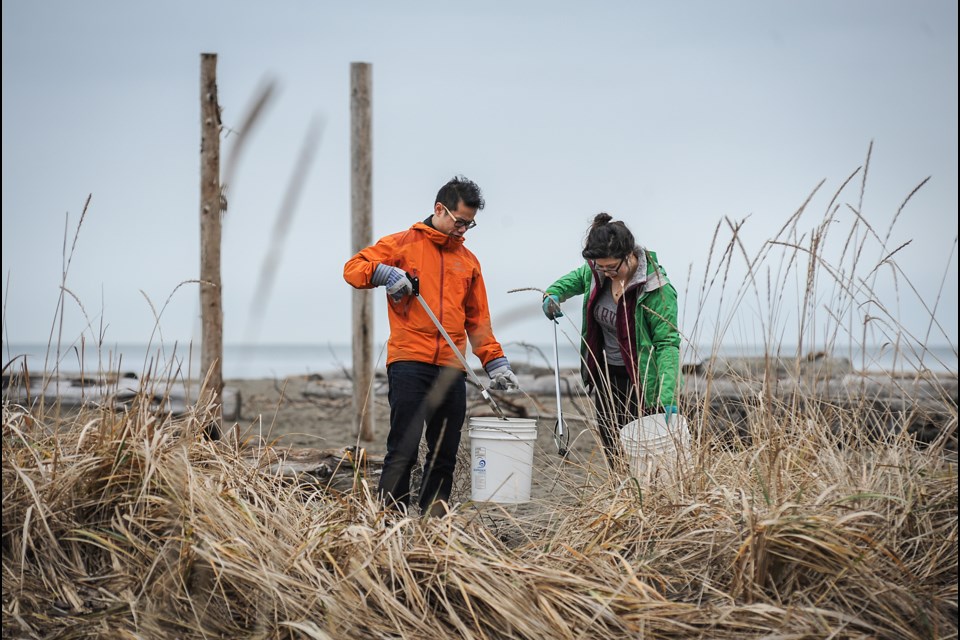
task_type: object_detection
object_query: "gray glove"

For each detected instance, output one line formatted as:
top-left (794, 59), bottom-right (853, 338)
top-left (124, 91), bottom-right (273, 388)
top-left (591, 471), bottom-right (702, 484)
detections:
top-left (485, 357), bottom-right (520, 391)
top-left (372, 264), bottom-right (414, 301)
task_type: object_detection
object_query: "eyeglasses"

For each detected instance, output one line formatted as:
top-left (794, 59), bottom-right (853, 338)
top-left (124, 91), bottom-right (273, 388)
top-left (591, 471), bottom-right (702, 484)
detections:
top-left (440, 204), bottom-right (477, 230)
top-left (591, 258), bottom-right (624, 274)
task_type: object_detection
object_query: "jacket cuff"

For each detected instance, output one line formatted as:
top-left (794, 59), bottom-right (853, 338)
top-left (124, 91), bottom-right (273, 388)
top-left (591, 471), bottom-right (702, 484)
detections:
top-left (371, 264), bottom-right (393, 287)
top-left (484, 356), bottom-right (510, 377)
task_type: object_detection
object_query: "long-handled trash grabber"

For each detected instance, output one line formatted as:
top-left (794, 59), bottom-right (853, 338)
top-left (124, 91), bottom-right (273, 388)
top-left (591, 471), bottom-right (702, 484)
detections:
top-left (407, 275), bottom-right (507, 421)
top-left (551, 318), bottom-right (569, 457)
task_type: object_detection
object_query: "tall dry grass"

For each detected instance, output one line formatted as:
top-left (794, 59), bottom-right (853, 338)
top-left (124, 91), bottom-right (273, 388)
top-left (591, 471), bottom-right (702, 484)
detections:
top-left (3, 375), bottom-right (956, 638)
top-left (3, 150), bottom-right (958, 638)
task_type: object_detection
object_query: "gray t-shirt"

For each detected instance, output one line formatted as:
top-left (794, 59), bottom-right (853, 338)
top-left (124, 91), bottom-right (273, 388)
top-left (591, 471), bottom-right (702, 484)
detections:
top-left (594, 282), bottom-right (624, 366)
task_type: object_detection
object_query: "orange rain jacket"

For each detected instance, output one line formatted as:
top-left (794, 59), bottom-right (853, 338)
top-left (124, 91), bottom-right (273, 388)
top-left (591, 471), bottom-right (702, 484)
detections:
top-left (343, 221), bottom-right (506, 370)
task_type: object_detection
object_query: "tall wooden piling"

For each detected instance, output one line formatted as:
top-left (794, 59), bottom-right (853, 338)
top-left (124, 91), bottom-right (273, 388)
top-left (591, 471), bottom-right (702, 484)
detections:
top-left (350, 62), bottom-right (375, 442)
top-left (200, 52), bottom-right (223, 438)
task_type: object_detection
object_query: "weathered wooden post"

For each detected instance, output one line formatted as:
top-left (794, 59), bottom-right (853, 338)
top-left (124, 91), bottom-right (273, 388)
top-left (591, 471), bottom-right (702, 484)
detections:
top-left (351, 62), bottom-right (374, 442)
top-left (200, 52), bottom-right (223, 438)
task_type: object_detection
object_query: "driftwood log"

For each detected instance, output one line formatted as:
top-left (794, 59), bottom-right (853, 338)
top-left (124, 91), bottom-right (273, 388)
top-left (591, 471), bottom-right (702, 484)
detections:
top-left (1, 372), bottom-right (242, 422)
top-left (247, 446), bottom-right (383, 493)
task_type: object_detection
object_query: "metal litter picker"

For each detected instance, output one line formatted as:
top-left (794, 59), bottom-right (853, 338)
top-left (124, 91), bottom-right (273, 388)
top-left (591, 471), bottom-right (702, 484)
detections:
top-left (407, 275), bottom-right (508, 421)
top-left (551, 318), bottom-right (570, 456)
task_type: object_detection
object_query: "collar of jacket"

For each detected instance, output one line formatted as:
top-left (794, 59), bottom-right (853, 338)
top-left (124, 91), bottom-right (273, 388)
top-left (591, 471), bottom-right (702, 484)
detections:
top-left (595, 246), bottom-right (659, 292)
top-left (412, 221), bottom-right (465, 250)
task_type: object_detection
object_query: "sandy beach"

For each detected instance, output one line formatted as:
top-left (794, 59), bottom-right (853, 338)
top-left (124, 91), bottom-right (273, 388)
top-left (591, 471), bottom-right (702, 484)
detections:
top-left (225, 373), bottom-right (617, 516)
top-left (223, 360), bottom-right (958, 514)
top-left (227, 373), bottom-right (591, 451)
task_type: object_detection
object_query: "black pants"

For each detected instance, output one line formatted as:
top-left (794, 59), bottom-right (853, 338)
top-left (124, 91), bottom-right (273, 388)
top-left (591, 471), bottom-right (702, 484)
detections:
top-left (592, 364), bottom-right (641, 473)
top-left (379, 361), bottom-right (466, 513)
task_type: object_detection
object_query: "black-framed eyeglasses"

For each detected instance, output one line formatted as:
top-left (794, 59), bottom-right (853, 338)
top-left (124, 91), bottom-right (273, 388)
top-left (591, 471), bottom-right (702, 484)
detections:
top-left (441, 204), bottom-right (477, 230)
top-left (591, 258), bottom-right (624, 274)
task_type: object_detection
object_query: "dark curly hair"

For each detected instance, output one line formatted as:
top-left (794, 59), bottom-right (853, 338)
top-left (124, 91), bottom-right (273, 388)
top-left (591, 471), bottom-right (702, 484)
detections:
top-left (581, 212), bottom-right (635, 260)
top-left (435, 175), bottom-right (485, 212)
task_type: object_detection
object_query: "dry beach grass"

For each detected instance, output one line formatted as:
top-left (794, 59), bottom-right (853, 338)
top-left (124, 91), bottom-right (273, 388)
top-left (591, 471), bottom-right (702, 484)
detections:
top-left (3, 368), bottom-right (957, 639)
top-left (3, 150), bottom-right (959, 638)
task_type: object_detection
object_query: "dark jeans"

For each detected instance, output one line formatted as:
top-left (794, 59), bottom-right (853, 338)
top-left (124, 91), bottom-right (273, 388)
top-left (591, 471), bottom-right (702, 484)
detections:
top-left (379, 361), bottom-right (466, 514)
top-left (592, 365), bottom-right (641, 473)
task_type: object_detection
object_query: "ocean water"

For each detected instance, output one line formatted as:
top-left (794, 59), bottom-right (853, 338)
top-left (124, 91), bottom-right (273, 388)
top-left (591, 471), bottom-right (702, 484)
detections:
top-left (3, 341), bottom-right (956, 380)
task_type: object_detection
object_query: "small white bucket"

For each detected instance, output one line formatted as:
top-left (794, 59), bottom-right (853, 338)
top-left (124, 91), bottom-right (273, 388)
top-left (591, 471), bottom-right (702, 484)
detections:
top-left (469, 417), bottom-right (538, 503)
top-left (621, 414), bottom-right (690, 480)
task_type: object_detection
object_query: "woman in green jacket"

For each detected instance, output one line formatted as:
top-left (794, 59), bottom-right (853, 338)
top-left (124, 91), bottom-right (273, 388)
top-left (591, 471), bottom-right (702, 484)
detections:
top-left (542, 213), bottom-right (681, 473)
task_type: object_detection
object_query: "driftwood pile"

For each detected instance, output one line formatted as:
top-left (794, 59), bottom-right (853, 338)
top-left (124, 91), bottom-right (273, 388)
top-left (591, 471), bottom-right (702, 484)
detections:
top-left (1, 371), bottom-right (242, 421)
top-left (679, 355), bottom-right (957, 450)
top-left (299, 355), bottom-right (957, 449)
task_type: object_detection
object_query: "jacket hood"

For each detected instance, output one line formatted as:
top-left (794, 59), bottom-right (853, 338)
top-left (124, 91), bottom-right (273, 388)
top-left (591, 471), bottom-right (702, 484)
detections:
top-left (594, 246), bottom-right (666, 293)
top-left (412, 221), bottom-right (465, 250)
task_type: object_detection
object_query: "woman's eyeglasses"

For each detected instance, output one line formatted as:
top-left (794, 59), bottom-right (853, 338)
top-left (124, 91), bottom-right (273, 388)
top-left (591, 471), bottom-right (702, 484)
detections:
top-left (441, 204), bottom-right (477, 230)
top-left (591, 258), bottom-right (624, 274)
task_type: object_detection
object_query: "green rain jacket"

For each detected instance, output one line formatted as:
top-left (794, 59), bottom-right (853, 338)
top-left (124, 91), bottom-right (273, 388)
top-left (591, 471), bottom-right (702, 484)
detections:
top-left (545, 249), bottom-right (681, 408)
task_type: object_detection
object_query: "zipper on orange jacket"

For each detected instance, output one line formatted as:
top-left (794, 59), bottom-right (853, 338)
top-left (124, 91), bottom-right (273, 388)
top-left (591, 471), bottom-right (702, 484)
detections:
top-left (432, 249), bottom-right (444, 364)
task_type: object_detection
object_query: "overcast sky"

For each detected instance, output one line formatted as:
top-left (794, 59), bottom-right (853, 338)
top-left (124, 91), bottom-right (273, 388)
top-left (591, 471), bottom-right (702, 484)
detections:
top-left (3, 1), bottom-right (957, 363)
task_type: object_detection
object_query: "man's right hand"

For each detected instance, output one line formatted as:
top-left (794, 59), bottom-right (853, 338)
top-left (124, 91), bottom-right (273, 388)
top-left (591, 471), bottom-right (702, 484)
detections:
top-left (385, 269), bottom-right (414, 301)
top-left (372, 264), bottom-right (415, 301)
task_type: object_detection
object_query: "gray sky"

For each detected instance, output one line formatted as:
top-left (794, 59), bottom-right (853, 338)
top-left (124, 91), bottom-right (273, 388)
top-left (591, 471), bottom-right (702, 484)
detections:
top-left (3, 0), bottom-right (957, 361)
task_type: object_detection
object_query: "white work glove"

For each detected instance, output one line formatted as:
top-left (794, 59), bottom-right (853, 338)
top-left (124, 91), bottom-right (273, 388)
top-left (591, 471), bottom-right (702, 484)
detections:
top-left (485, 357), bottom-right (520, 391)
top-left (372, 264), bottom-right (414, 301)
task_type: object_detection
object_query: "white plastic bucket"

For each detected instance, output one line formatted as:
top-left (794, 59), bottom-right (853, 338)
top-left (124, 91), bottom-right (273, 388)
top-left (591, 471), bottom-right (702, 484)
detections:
top-left (620, 414), bottom-right (690, 480)
top-left (469, 417), bottom-right (538, 503)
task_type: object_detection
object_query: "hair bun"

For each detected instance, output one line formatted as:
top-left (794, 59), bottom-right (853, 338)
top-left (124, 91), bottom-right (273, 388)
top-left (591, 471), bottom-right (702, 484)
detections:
top-left (592, 212), bottom-right (613, 227)
top-left (581, 211), bottom-right (634, 261)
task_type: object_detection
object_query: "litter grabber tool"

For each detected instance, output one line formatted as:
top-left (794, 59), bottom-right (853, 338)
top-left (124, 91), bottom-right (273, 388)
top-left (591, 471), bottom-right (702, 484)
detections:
top-left (551, 318), bottom-right (570, 456)
top-left (407, 274), bottom-right (507, 421)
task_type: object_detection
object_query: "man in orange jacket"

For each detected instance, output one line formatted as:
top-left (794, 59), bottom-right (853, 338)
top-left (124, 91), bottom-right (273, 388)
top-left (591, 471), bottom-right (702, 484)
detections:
top-left (343, 175), bottom-right (519, 516)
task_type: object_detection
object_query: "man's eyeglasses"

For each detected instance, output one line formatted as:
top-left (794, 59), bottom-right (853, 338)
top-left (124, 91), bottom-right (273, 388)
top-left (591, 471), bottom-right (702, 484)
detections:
top-left (591, 258), bottom-right (624, 275)
top-left (441, 204), bottom-right (477, 230)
